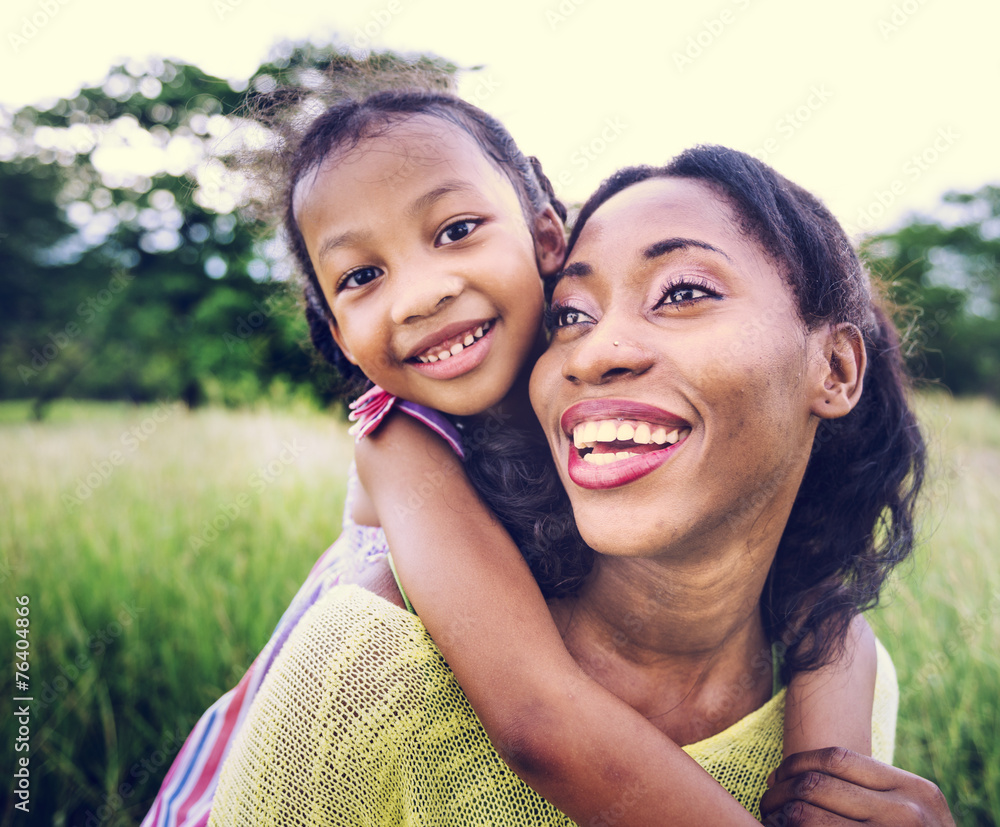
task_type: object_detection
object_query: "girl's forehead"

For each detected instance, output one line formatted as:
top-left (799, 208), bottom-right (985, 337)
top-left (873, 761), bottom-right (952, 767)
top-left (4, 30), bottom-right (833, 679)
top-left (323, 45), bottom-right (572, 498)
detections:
top-left (322, 115), bottom-right (483, 178)
top-left (294, 115), bottom-right (517, 222)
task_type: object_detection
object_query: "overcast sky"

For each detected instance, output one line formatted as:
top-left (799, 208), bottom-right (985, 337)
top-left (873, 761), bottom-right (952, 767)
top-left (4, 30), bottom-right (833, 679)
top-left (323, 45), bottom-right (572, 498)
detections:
top-left (2, 0), bottom-right (997, 236)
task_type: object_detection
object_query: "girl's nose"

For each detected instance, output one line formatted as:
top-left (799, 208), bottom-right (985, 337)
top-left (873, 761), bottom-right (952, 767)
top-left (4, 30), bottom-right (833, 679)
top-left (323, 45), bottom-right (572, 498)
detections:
top-left (389, 269), bottom-right (465, 326)
top-left (561, 320), bottom-right (654, 385)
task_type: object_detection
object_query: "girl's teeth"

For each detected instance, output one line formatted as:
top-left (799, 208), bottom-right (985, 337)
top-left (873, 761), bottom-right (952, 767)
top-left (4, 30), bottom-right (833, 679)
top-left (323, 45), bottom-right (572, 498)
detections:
top-left (582, 421), bottom-right (599, 443)
top-left (417, 322), bottom-right (492, 363)
top-left (616, 423), bottom-right (634, 441)
top-left (651, 427), bottom-right (668, 445)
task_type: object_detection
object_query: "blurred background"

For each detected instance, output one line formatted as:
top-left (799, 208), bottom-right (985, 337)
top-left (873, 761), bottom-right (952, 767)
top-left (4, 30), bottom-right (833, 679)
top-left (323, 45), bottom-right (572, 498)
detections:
top-left (1, 0), bottom-right (998, 824)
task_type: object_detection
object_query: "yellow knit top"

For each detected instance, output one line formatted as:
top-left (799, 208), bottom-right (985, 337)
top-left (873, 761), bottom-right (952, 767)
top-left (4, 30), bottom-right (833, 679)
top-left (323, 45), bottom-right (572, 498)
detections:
top-left (210, 585), bottom-right (898, 825)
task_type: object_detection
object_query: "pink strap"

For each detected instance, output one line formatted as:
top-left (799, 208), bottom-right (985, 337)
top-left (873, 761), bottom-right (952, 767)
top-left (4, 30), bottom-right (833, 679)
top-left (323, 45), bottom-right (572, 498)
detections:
top-left (348, 385), bottom-right (465, 458)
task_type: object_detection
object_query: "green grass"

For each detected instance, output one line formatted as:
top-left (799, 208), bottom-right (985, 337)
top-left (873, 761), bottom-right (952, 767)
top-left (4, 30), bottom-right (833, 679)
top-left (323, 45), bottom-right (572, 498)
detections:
top-left (0, 402), bottom-right (355, 826)
top-left (1, 395), bottom-right (997, 826)
top-left (869, 392), bottom-right (1000, 825)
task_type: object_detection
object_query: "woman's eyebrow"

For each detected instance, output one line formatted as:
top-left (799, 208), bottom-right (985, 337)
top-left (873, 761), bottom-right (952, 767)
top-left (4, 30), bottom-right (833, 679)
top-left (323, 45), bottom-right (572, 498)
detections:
top-left (558, 261), bottom-right (592, 280)
top-left (644, 237), bottom-right (731, 261)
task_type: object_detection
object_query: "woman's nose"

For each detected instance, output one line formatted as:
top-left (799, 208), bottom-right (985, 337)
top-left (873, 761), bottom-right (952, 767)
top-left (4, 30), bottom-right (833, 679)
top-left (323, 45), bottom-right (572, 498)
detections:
top-left (561, 319), bottom-right (654, 385)
top-left (389, 267), bottom-right (465, 325)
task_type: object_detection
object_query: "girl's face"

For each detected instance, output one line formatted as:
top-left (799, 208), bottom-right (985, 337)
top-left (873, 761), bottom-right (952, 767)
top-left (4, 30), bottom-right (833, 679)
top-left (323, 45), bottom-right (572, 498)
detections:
top-left (294, 115), bottom-right (562, 416)
top-left (530, 177), bottom-right (835, 560)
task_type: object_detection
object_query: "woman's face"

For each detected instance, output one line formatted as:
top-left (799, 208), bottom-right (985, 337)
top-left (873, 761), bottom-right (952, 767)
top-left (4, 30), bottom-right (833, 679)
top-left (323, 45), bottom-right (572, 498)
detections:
top-left (530, 177), bottom-right (832, 560)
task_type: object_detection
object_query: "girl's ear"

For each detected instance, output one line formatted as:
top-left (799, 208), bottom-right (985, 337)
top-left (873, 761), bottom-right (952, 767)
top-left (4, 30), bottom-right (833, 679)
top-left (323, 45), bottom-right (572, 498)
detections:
top-left (328, 320), bottom-right (358, 366)
top-left (810, 323), bottom-right (866, 419)
top-left (532, 205), bottom-right (567, 277)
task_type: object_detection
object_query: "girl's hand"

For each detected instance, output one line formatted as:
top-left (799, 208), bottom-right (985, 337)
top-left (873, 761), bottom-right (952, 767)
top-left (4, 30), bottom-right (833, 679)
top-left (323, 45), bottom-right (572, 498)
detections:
top-left (760, 748), bottom-right (954, 826)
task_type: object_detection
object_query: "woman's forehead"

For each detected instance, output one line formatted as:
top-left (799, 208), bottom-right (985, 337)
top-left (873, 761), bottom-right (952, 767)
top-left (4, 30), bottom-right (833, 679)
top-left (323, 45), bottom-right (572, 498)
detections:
top-left (571, 177), bottom-right (748, 264)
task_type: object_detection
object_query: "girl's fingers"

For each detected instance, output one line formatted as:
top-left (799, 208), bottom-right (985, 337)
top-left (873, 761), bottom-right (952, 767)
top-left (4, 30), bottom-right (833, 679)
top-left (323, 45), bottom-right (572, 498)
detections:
top-left (762, 749), bottom-right (956, 827)
top-left (760, 769), bottom-right (877, 822)
top-left (770, 747), bottom-right (894, 789)
top-left (761, 800), bottom-right (854, 827)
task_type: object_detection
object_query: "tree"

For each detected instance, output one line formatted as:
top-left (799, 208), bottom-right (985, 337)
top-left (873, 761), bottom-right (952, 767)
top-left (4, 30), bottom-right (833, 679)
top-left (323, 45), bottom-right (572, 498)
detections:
top-left (0, 44), bottom-right (458, 416)
top-left (861, 186), bottom-right (1000, 398)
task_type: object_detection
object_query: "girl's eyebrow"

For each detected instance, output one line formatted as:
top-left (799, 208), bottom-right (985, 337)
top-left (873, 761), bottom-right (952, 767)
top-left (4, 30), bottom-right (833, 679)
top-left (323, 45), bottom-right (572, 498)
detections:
top-left (315, 181), bottom-right (476, 265)
top-left (317, 230), bottom-right (369, 265)
top-left (644, 237), bottom-right (731, 261)
top-left (409, 181), bottom-right (476, 217)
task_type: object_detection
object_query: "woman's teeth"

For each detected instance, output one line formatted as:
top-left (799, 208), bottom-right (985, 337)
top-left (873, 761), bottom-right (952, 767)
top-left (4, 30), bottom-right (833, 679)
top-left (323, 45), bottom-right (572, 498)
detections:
top-left (416, 322), bottom-right (491, 363)
top-left (572, 419), bottom-right (690, 466)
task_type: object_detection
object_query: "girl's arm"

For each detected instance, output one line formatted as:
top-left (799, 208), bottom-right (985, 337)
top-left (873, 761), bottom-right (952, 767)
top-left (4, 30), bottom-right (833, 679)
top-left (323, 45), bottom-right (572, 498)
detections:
top-left (782, 614), bottom-right (878, 758)
top-left (355, 412), bottom-right (760, 826)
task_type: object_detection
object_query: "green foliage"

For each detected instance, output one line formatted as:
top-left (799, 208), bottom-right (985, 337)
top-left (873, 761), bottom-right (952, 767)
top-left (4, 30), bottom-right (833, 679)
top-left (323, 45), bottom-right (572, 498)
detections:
top-left (862, 186), bottom-right (1000, 398)
top-left (0, 45), bottom-right (459, 417)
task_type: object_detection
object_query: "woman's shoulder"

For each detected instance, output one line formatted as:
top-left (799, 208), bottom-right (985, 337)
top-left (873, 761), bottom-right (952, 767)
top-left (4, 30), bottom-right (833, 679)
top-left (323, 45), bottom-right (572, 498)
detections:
top-left (273, 583), bottom-right (444, 687)
top-left (210, 584), bottom-right (572, 825)
top-left (680, 636), bottom-right (898, 819)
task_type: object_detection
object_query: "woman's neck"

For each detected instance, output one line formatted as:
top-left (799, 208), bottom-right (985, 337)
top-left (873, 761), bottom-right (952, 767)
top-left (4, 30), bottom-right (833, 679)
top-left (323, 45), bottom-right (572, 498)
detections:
top-left (549, 548), bottom-right (776, 745)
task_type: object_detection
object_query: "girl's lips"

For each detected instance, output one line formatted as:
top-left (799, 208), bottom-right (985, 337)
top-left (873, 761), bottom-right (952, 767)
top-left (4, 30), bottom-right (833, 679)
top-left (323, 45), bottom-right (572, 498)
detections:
top-left (407, 322), bottom-right (496, 380)
top-left (406, 318), bottom-right (494, 361)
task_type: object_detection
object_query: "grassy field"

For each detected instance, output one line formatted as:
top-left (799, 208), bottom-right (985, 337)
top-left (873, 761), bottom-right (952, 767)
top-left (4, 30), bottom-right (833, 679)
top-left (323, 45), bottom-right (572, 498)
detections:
top-left (0, 395), bottom-right (997, 826)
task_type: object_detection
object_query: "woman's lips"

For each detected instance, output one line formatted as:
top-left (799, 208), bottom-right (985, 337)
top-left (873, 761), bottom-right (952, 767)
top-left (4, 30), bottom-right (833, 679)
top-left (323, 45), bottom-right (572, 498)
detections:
top-left (406, 321), bottom-right (496, 381)
top-left (559, 400), bottom-right (691, 490)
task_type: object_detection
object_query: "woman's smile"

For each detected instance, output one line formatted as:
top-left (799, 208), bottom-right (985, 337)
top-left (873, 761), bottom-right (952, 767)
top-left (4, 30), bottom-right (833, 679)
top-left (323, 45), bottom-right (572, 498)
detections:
top-left (559, 398), bottom-right (692, 489)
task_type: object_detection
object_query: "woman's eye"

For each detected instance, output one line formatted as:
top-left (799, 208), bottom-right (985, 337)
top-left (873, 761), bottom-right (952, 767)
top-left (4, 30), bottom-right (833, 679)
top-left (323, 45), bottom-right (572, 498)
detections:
top-left (340, 266), bottom-right (383, 290)
top-left (655, 282), bottom-right (716, 308)
top-left (437, 219), bottom-right (479, 246)
top-left (545, 305), bottom-right (594, 329)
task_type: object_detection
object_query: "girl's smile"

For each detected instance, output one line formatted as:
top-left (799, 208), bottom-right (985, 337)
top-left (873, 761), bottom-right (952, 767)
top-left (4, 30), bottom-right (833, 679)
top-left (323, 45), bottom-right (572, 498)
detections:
top-left (292, 115), bottom-right (561, 417)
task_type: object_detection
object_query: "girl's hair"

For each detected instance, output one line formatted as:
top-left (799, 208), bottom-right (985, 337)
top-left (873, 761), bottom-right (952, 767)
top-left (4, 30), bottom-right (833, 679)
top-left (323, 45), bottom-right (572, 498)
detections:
top-left (557, 146), bottom-right (926, 679)
top-left (282, 89), bottom-right (566, 396)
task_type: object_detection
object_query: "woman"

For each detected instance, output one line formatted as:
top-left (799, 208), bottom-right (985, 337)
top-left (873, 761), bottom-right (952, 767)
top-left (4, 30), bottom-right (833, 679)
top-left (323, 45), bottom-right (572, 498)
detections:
top-left (208, 147), bottom-right (954, 825)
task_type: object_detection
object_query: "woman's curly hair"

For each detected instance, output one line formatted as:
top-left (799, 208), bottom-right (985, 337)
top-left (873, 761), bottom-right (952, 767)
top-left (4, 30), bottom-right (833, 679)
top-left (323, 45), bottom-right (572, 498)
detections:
top-left (558, 147), bottom-right (926, 680)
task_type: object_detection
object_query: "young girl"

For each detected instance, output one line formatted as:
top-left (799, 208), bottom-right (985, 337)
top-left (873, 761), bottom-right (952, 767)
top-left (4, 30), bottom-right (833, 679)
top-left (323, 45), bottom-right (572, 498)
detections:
top-left (145, 90), bottom-right (881, 826)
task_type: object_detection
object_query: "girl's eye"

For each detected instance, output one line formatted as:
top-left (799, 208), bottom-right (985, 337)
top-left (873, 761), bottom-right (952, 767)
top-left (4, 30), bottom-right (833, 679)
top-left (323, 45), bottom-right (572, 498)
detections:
top-left (436, 219), bottom-right (480, 246)
top-left (653, 280), bottom-right (718, 309)
top-left (544, 304), bottom-right (594, 330)
top-left (340, 266), bottom-right (383, 290)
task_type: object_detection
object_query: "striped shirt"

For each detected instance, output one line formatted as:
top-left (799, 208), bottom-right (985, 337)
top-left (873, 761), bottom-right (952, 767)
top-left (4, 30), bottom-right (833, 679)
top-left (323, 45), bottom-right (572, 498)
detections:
top-left (140, 388), bottom-right (462, 827)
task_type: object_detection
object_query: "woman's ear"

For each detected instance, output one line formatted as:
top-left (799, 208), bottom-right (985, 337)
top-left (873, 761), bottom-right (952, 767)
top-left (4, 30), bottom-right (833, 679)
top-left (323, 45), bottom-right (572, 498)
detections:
top-left (329, 320), bottom-right (358, 366)
top-left (532, 205), bottom-right (567, 277)
top-left (811, 323), bottom-right (866, 419)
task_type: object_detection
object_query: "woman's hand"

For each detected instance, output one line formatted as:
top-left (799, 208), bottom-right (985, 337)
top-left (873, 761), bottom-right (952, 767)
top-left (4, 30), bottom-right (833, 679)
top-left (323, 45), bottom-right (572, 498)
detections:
top-left (760, 748), bottom-right (955, 826)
